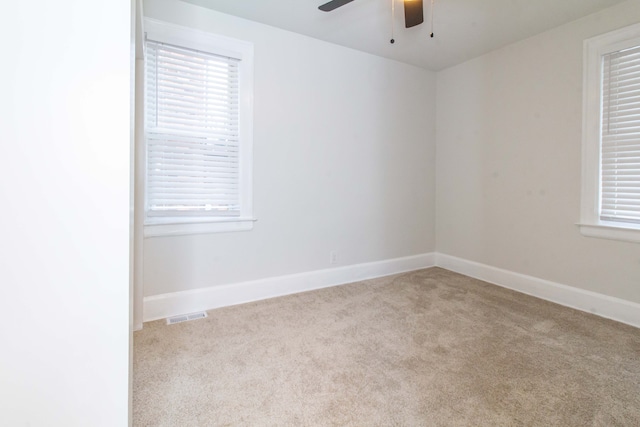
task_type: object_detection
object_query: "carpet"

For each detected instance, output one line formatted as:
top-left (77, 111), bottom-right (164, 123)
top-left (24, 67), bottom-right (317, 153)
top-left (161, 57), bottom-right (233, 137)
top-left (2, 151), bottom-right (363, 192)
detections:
top-left (133, 267), bottom-right (640, 426)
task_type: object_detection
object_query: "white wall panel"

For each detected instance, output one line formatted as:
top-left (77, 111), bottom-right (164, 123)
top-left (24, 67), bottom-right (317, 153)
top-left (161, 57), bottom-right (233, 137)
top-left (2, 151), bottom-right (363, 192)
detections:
top-left (436, 0), bottom-right (640, 304)
top-left (142, 0), bottom-right (437, 297)
top-left (0, 1), bottom-right (132, 425)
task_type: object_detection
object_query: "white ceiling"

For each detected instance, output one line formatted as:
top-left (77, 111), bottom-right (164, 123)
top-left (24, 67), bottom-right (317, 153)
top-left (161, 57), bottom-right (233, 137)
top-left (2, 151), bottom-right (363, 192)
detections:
top-left (181, 0), bottom-right (628, 71)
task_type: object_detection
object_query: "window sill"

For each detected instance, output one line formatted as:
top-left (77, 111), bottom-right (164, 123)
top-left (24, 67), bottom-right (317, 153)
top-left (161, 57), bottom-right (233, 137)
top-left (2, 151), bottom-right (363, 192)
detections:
top-left (577, 222), bottom-right (640, 244)
top-left (144, 217), bottom-right (256, 238)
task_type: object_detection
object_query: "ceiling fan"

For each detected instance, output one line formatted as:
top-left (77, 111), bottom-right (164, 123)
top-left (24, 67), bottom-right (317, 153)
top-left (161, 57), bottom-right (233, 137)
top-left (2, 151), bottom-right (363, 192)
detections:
top-left (318, 0), bottom-right (424, 28)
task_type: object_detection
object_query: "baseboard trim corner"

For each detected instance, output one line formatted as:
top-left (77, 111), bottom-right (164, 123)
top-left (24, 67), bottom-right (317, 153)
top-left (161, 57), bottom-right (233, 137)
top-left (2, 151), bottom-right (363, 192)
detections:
top-left (435, 253), bottom-right (640, 329)
top-left (143, 252), bottom-right (436, 323)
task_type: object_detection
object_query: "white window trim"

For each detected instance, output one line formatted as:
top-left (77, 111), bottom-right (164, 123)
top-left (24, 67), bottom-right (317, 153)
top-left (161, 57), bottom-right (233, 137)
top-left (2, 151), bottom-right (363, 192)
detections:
top-left (142, 18), bottom-right (255, 238)
top-left (144, 217), bottom-right (256, 238)
top-left (579, 23), bottom-right (640, 244)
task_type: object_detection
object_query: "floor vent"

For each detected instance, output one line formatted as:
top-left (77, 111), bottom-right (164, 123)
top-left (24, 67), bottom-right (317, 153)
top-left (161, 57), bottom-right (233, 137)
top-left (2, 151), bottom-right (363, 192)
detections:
top-left (166, 311), bottom-right (208, 325)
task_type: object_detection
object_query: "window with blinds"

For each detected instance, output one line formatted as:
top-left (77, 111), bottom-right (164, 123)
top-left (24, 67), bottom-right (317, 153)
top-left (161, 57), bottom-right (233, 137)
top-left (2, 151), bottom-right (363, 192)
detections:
top-left (601, 45), bottom-right (640, 224)
top-left (145, 38), bottom-right (242, 219)
top-left (581, 24), bottom-right (640, 242)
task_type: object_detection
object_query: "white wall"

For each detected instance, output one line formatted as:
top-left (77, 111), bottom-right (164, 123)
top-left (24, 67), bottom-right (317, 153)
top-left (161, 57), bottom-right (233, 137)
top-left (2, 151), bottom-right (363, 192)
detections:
top-left (142, 0), bottom-right (437, 297)
top-left (0, 1), bottom-right (132, 426)
top-left (436, 1), bottom-right (640, 303)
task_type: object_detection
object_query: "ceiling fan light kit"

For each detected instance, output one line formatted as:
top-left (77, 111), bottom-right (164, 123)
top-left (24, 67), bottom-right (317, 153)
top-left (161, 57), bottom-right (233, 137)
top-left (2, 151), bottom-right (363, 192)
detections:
top-left (403, 0), bottom-right (424, 28)
top-left (318, 0), bottom-right (430, 44)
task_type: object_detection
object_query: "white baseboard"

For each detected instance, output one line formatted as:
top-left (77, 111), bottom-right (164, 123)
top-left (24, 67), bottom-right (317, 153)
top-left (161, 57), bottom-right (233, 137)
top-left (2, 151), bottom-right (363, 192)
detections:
top-left (142, 251), bottom-right (640, 329)
top-left (435, 253), bottom-right (640, 329)
top-left (143, 253), bottom-right (436, 322)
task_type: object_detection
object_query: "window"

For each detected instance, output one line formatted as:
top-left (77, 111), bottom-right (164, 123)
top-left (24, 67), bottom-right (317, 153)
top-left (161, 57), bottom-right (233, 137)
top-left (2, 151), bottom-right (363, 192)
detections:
top-left (580, 23), bottom-right (640, 243)
top-left (143, 19), bottom-right (254, 237)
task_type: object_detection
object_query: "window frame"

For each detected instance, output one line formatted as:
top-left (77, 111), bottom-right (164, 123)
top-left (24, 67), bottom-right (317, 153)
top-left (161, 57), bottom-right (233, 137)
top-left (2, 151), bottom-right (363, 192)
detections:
top-left (142, 18), bottom-right (255, 238)
top-left (580, 23), bottom-right (640, 244)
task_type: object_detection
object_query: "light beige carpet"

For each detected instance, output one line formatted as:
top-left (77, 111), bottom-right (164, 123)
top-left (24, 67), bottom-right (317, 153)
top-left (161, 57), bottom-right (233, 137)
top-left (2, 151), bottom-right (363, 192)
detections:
top-left (133, 268), bottom-right (640, 426)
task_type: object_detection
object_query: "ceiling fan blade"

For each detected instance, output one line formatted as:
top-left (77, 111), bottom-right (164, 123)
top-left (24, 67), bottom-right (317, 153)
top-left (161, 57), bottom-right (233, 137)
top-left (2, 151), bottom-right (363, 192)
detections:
top-left (404, 0), bottom-right (424, 28)
top-left (318, 0), bottom-right (355, 12)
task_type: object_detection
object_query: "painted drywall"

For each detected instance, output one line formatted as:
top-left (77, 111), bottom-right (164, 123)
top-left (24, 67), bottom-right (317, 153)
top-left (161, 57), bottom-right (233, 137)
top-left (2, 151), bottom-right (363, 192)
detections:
top-left (436, 0), bottom-right (640, 303)
top-left (134, 57), bottom-right (145, 331)
top-left (0, 1), bottom-right (132, 426)
top-left (142, 0), bottom-right (437, 297)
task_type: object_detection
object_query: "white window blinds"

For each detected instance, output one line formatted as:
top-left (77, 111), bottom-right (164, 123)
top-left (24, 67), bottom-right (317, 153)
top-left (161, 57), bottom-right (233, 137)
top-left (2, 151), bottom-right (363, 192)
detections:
top-left (601, 45), bottom-right (640, 224)
top-left (145, 39), bottom-right (241, 218)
